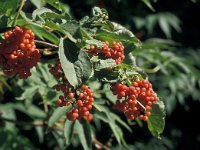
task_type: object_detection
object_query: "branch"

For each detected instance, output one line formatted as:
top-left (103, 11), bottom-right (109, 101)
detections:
top-left (35, 40), bottom-right (58, 48)
top-left (38, 48), bottom-right (58, 56)
top-left (143, 66), bottom-right (160, 73)
top-left (92, 136), bottom-right (111, 150)
top-left (13, 0), bottom-right (26, 26)
top-left (0, 116), bottom-right (47, 126)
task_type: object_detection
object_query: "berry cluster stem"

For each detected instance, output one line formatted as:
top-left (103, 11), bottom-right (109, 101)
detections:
top-left (13, 0), bottom-right (26, 26)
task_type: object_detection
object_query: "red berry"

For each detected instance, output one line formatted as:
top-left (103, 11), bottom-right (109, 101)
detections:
top-left (67, 92), bottom-right (74, 99)
top-left (0, 26), bottom-right (40, 79)
top-left (57, 99), bottom-right (63, 107)
top-left (112, 79), bottom-right (158, 121)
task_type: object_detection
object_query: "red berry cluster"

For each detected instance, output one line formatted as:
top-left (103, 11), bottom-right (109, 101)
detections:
top-left (49, 61), bottom-right (93, 122)
top-left (0, 26), bottom-right (40, 79)
top-left (111, 79), bottom-right (158, 121)
top-left (87, 41), bottom-right (125, 64)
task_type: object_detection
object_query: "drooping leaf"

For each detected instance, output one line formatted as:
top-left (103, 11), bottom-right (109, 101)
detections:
top-left (48, 106), bottom-right (71, 127)
top-left (35, 126), bottom-right (44, 143)
top-left (95, 105), bottom-right (128, 144)
top-left (147, 100), bottom-right (166, 138)
top-left (64, 120), bottom-right (75, 145)
top-left (96, 28), bottom-right (141, 55)
top-left (94, 58), bottom-right (116, 71)
top-left (110, 113), bottom-right (132, 133)
top-left (26, 105), bottom-right (46, 118)
top-left (45, 21), bottom-right (76, 43)
top-left (76, 121), bottom-right (92, 150)
top-left (141, 0), bottom-right (155, 12)
top-left (158, 17), bottom-right (171, 39)
top-left (19, 11), bottom-right (59, 44)
top-left (59, 38), bottom-right (92, 87)
top-left (58, 38), bottom-right (79, 87)
top-left (30, 0), bottom-right (46, 9)
top-left (52, 131), bottom-right (65, 150)
top-left (32, 7), bottom-right (53, 20)
top-left (16, 86), bottom-right (39, 101)
top-left (46, 0), bottom-right (71, 18)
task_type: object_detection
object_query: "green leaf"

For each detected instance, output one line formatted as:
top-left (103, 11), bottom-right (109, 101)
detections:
top-left (60, 21), bottom-right (82, 40)
top-left (64, 120), bottom-right (75, 145)
top-left (96, 29), bottom-right (141, 55)
top-left (59, 38), bottom-right (79, 87)
top-left (95, 105), bottom-right (125, 144)
top-left (94, 58), bottom-right (116, 71)
top-left (35, 126), bottom-right (44, 143)
top-left (28, 24), bottom-right (59, 44)
top-left (147, 100), bottom-right (166, 138)
top-left (110, 113), bottom-right (132, 133)
top-left (0, 0), bottom-right (19, 16)
top-left (158, 17), bottom-right (171, 39)
top-left (30, 0), bottom-right (46, 9)
top-left (32, 7), bottom-right (53, 20)
top-left (59, 38), bottom-right (92, 87)
top-left (95, 69), bottom-right (119, 83)
top-left (46, 0), bottom-right (71, 17)
top-left (141, 0), bottom-right (156, 12)
top-left (45, 21), bottom-right (76, 43)
top-left (27, 105), bottom-right (46, 118)
top-left (76, 121), bottom-right (92, 150)
top-left (19, 12), bottom-right (59, 44)
top-left (48, 106), bottom-right (71, 127)
top-left (0, 75), bottom-right (11, 91)
top-left (0, 16), bottom-right (8, 30)
top-left (16, 86), bottom-right (39, 100)
top-left (0, 107), bottom-right (16, 131)
top-left (0, 128), bottom-right (35, 150)
top-left (52, 131), bottom-right (65, 150)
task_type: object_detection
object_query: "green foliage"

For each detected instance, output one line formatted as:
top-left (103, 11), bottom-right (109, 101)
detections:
top-left (2, 0), bottom-right (199, 149)
top-left (76, 121), bottom-right (92, 150)
top-left (133, 12), bottom-right (182, 38)
top-left (148, 100), bottom-right (166, 138)
top-left (59, 39), bottom-right (92, 87)
top-left (0, 128), bottom-right (34, 150)
top-left (49, 106), bottom-right (71, 127)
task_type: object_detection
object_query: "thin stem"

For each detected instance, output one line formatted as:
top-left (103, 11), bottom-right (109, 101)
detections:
top-left (38, 49), bottom-right (58, 55)
top-left (105, 134), bottom-right (114, 147)
top-left (35, 40), bottom-right (58, 48)
top-left (136, 100), bottom-right (146, 111)
top-left (42, 95), bottom-right (49, 113)
top-left (143, 66), bottom-right (160, 73)
top-left (92, 136), bottom-right (110, 150)
top-left (13, 0), bottom-right (26, 26)
top-left (0, 116), bottom-right (47, 126)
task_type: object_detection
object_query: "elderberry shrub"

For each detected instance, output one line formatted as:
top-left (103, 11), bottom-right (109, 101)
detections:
top-left (0, 26), bottom-right (40, 79)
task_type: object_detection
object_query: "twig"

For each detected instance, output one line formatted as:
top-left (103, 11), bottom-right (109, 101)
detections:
top-left (0, 116), bottom-right (64, 132)
top-left (38, 48), bottom-right (58, 55)
top-left (35, 40), bottom-right (58, 48)
top-left (42, 95), bottom-right (49, 113)
top-left (0, 116), bottom-right (47, 126)
top-left (136, 100), bottom-right (146, 111)
top-left (143, 66), bottom-right (160, 73)
top-left (105, 134), bottom-right (114, 147)
top-left (92, 136), bottom-right (110, 150)
top-left (13, 0), bottom-right (26, 26)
